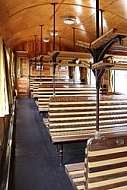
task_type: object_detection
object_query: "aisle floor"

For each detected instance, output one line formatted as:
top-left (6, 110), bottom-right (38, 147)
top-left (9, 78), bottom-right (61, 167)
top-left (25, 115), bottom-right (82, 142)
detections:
top-left (10, 98), bottom-right (86, 190)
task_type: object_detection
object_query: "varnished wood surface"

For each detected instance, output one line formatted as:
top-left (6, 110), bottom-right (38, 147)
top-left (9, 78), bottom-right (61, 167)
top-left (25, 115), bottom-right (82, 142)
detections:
top-left (65, 162), bottom-right (85, 190)
top-left (1, 0), bottom-right (127, 55)
top-left (65, 135), bottom-right (127, 189)
top-left (48, 95), bottom-right (127, 144)
top-left (49, 94), bottom-right (127, 102)
top-left (38, 84), bottom-right (97, 112)
top-left (86, 136), bottom-right (127, 189)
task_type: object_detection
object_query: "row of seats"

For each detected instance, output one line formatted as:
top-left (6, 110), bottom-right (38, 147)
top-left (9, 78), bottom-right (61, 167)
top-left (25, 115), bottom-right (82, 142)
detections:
top-left (30, 77), bottom-right (127, 189)
top-left (65, 135), bottom-right (127, 190)
top-left (46, 94), bottom-right (127, 166)
top-left (37, 84), bottom-right (97, 112)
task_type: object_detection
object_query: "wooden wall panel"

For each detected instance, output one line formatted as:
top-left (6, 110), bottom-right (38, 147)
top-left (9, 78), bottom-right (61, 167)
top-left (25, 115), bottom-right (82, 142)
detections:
top-left (0, 118), bottom-right (4, 147)
top-left (17, 78), bottom-right (29, 98)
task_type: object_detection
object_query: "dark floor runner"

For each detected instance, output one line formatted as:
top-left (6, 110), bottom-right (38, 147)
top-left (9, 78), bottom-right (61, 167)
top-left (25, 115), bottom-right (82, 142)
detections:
top-left (10, 98), bottom-right (86, 190)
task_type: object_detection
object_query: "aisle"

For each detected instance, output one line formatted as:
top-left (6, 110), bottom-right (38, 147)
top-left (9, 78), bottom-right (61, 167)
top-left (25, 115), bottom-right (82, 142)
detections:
top-left (10, 98), bottom-right (85, 190)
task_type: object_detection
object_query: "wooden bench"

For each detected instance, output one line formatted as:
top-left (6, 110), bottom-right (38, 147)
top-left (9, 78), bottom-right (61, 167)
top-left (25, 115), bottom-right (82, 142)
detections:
top-left (65, 162), bottom-right (85, 190)
top-left (37, 84), bottom-right (97, 113)
top-left (29, 75), bottom-right (55, 90)
top-left (65, 135), bottom-right (127, 189)
top-left (32, 78), bottom-right (74, 99)
top-left (47, 95), bottom-right (127, 165)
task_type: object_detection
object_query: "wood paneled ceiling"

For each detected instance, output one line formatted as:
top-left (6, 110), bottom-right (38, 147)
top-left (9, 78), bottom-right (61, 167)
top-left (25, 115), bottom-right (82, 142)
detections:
top-left (1, 0), bottom-right (127, 56)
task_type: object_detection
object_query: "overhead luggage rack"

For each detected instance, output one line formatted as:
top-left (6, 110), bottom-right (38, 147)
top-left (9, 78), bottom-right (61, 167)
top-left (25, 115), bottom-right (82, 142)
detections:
top-left (91, 60), bottom-right (127, 70)
top-left (76, 28), bottom-right (127, 50)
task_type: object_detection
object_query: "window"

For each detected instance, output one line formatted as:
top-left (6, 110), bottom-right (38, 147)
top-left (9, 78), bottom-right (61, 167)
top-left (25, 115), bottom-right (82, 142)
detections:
top-left (36, 65), bottom-right (43, 71)
top-left (114, 70), bottom-right (127, 95)
top-left (88, 69), bottom-right (96, 85)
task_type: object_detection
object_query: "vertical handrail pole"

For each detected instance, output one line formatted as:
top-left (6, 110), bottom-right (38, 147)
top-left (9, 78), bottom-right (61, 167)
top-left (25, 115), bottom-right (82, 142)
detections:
top-left (34, 35), bottom-right (37, 78)
top-left (95, 0), bottom-right (100, 138)
top-left (51, 3), bottom-right (57, 95)
top-left (39, 24), bottom-right (43, 83)
top-left (100, 9), bottom-right (104, 35)
top-left (72, 27), bottom-right (76, 52)
top-left (51, 3), bottom-right (57, 51)
top-left (96, 0), bottom-right (100, 39)
top-left (59, 36), bottom-right (61, 51)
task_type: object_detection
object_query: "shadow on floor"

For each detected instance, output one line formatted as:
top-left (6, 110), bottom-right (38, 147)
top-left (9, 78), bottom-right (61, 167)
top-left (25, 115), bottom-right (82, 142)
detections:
top-left (9, 98), bottom-right (86, 190)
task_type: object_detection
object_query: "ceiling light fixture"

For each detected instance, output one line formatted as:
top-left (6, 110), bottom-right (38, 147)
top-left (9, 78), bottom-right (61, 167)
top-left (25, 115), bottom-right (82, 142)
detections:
top-left (63, 17), bottom-right (75, 25)
top-left (43, 37), bottom-right (49, 42)
top-left (50, 30), bottom-right (59, 36)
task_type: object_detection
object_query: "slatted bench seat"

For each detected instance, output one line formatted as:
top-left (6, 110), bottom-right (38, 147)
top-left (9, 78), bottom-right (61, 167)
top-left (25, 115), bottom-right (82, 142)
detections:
top-left (38, 84), bottom-right (97, 113)
top-left (65, 135), bottom-right (127, 190)
top-left (47, 95), bottom-right (127, 165)
top-left (33, 83), bottom-right (40, 99)
top-left (31, 77), bottom-right (74, 99)
top-left (65, 162), bottom-right (85, 190)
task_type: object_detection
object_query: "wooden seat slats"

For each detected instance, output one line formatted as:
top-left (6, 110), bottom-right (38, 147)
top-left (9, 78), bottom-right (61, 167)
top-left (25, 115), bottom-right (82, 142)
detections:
top-left (31, 77), bottom-right (74, 99)
top-left (86, 136), bottom-right (127, 189)
top-left (46, 94), bottom-right (127, 165)
top-left (65, 135), bottom-right (127, 190)
top-left (49, 112), bottom-right (127, 118)
top-left (49, 123), bottom-right (127, 133)
top-left (50, 126), bottom-right (127, 138)
top-left (49, 124), bottom-right (127, 133)
top-left (65, 162), bottom-right (85, 190)
top-left (49, 111), bottom-right (127, 118)
top-left (38, 84), bottom-right (100, 112)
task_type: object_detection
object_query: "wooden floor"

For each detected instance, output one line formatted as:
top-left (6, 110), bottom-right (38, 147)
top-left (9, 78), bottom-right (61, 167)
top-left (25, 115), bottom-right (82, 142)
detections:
top-left (9, 98), bottom-right (86, 190)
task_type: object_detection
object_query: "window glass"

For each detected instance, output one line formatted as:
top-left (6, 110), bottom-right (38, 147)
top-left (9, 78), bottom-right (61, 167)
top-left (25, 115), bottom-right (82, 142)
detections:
top-left (115, 70), bottom-right (127, 95)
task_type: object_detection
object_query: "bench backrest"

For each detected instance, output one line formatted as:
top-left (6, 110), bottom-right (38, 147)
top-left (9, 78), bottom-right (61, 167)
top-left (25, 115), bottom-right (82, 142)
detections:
top-left (38, 83), bottom-right (96, 95)
top-left (29, 76), bottom-right (55, 91)
top-left (38, 84), bottom-right (97, 112)
top-left (30, 76), bottom-right (107, 96)
top-left (32, 79), bottom-right (74, 99)
top-left (49, 95), bottom-right (127, 140)
top-left (86, 135), bottom-right (127, 189)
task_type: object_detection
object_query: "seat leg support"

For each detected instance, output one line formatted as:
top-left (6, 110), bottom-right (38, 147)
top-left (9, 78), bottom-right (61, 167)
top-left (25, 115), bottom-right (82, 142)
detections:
top-left (59, 144), bottom-right (63, 166)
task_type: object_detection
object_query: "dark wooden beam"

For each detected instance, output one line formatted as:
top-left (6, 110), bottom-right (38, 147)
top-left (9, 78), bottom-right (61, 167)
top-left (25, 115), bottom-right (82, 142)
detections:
top-left (96, 0), bottom-right (100, 38)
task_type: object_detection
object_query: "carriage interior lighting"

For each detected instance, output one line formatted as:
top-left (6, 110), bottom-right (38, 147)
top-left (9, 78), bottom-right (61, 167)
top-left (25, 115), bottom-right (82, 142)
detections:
top-left (50, 30), bottom-right (59, 36)
top-left (63, 17), bottom-right (75, 25)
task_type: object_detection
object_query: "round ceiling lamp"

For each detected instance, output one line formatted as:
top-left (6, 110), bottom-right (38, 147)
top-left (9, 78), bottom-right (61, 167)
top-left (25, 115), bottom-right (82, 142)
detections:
top-left (63, 17), bottom-right (75, 25)
top-left (43, 37), bottom-right (49, 42)
top-left (50, 30), bottom-right (59, 36)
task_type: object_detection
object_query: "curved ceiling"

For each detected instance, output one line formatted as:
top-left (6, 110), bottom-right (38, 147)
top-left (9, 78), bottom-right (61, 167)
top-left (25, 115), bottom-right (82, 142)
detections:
top-left (0, 0), bottom-right (127, 56)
